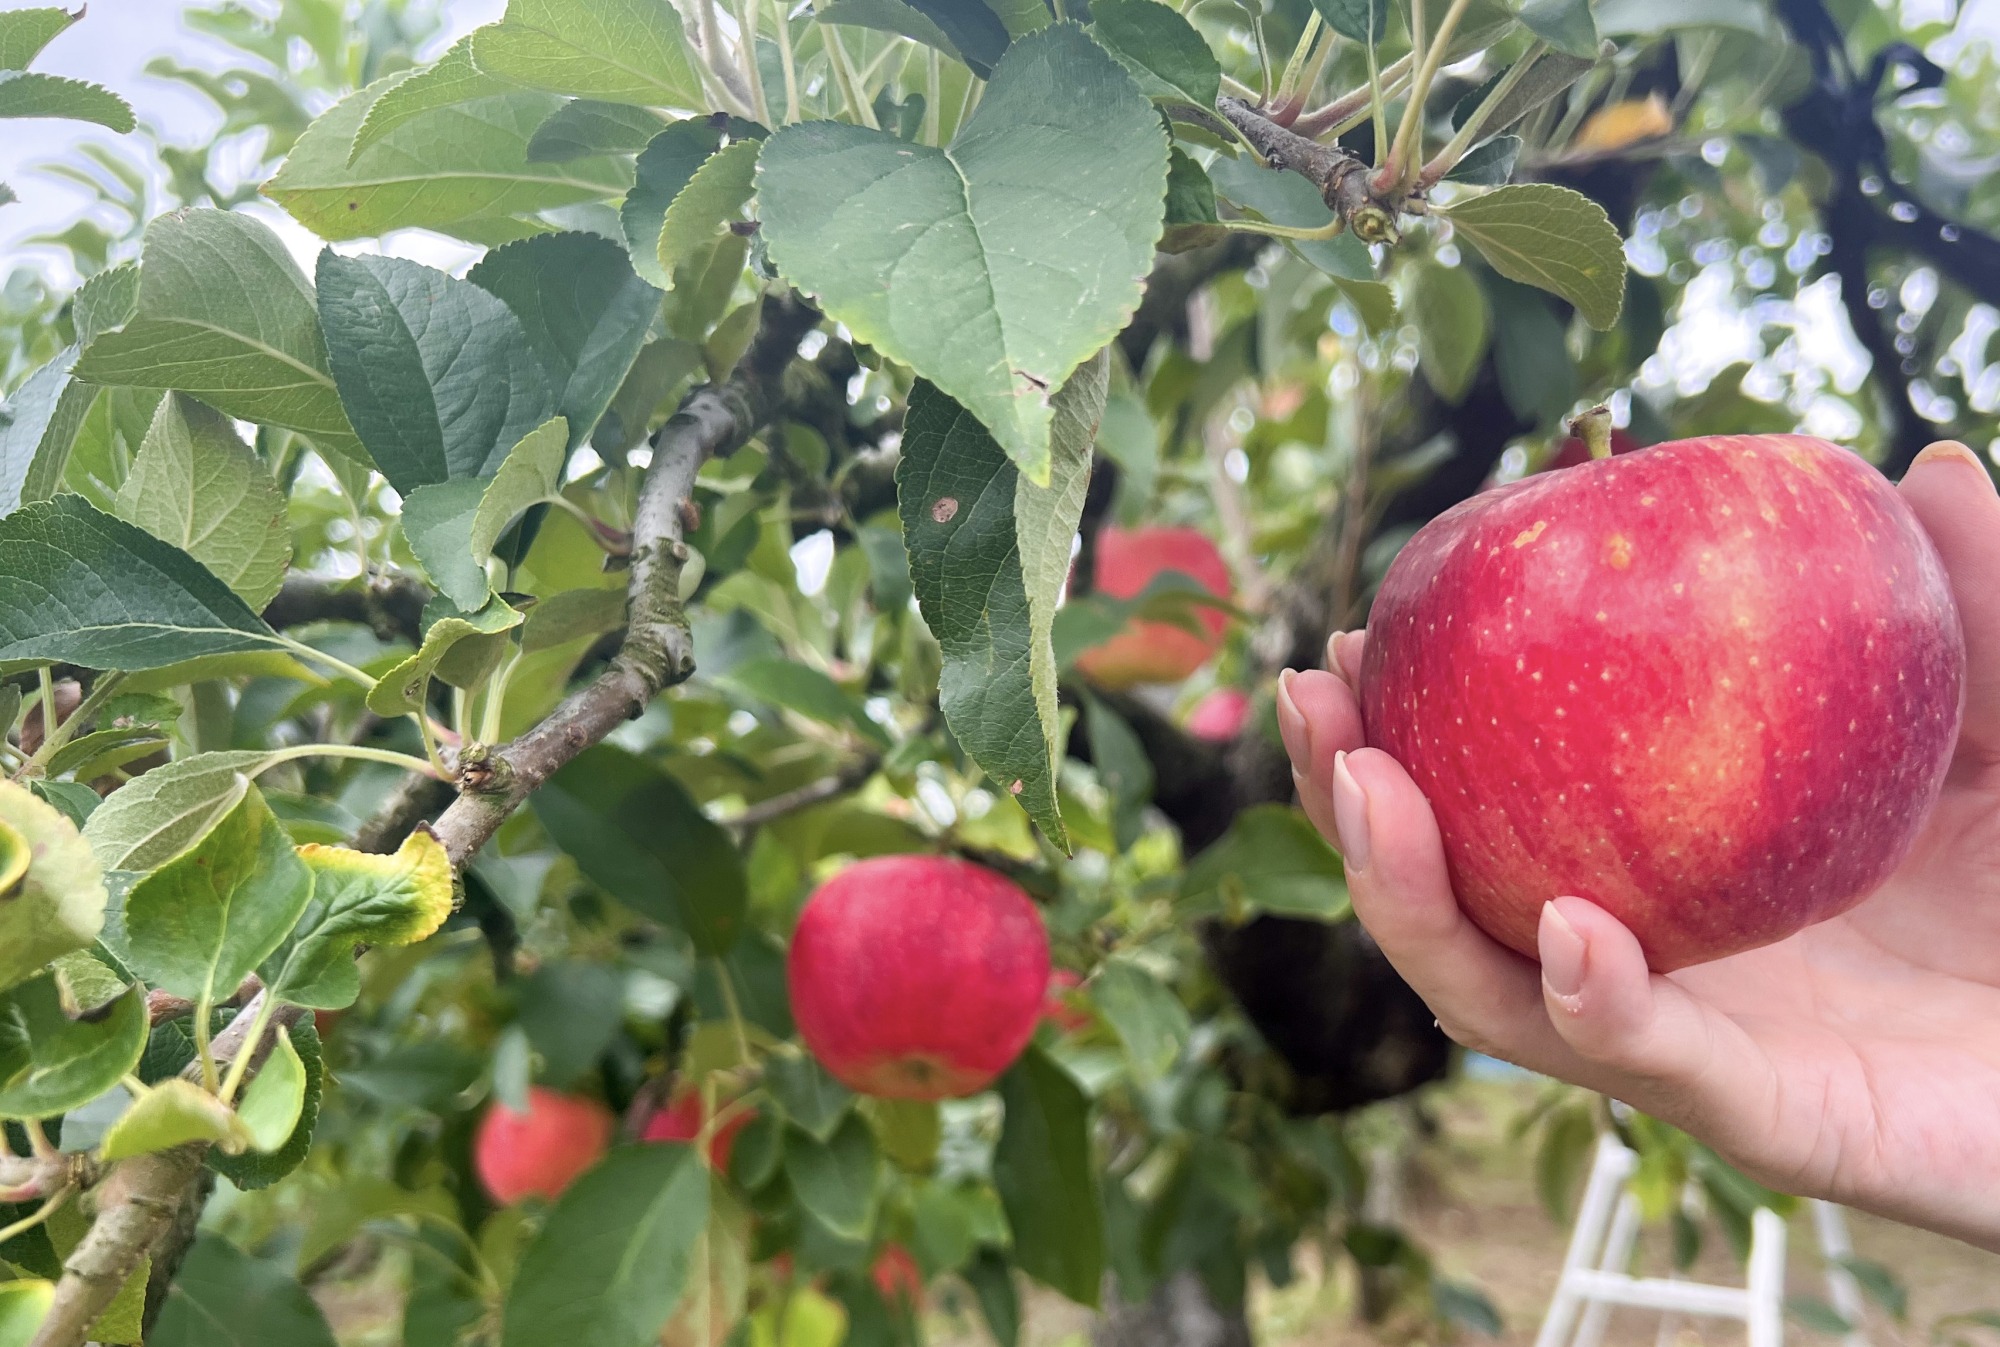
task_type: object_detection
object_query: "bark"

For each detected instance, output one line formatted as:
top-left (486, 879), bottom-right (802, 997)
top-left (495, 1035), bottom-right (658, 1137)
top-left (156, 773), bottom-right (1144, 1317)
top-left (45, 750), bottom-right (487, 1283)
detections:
top-left (1092, 1270), bottom-right (1255, 1347)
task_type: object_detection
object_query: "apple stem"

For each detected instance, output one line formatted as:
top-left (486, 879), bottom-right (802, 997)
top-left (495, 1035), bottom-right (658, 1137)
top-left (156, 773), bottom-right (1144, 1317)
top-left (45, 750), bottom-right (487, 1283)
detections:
top-left (1568, 405), bottom-right (1615, 460)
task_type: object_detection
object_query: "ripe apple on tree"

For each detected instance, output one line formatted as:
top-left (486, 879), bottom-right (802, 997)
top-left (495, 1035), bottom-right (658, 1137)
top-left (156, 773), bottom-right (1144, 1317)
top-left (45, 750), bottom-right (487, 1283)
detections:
top-left (1075, 525), bottom-right (1234, 689)
top-left (473, 1086), bottom-right (615, 1205)
top-left (1360, 427), bottom-right (1964, 970)
top-left (1041, 968), bottom-right (1093, 1034)
top-left (643, 1090), bottom-right (756, 1171)
top-left (871, 1243), bottom-right (924, 1310)
top-left (787, 855), bottom-right (1049, 1099)
top-left (1186, 686), bottom-right (1252, 741)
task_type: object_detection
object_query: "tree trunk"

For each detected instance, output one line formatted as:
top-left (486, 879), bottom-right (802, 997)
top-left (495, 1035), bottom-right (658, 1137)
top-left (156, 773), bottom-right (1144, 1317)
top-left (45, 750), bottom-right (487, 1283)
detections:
top-left (1092, 1270), bottom-right (1255, 1347)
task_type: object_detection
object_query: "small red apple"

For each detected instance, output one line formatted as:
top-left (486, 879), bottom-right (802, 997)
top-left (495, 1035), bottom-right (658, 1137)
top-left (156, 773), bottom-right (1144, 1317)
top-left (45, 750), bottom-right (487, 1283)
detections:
top-left (1186, 686), bottom-right (1252, 741)
top-left (643, 1090), bottom-right (755, 1172)
top-left (1075, 526), bottom-right (1232, 688)
top-left (1546, 426), bottom-right (1641, 472)
top-left (871, 1243), bottom-right (924, 1309)
top-left (788, 855), bottom-right (1049, 1099)
top-left (1041, 969), bottom-right (1091, 1034)
top-left (1361, 434), bottom-right (1964, 970)
top-left (473, 1086), bottom-right (614, 1205)
top-left (311, 1009), bottom-right (342, 1040)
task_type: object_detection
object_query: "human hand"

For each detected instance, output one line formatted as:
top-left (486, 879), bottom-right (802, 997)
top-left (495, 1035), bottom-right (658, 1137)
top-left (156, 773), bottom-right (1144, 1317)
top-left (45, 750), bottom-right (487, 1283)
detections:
top-left (1277, 440), bottom-right (2000, 1251)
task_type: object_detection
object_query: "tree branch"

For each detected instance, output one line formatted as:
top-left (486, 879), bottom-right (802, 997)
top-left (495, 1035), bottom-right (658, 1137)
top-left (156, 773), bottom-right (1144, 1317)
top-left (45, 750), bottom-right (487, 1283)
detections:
top-left (1214, 97), bottom-right (1403, 241)
top-left (261, 573), bottom-right (430, 645)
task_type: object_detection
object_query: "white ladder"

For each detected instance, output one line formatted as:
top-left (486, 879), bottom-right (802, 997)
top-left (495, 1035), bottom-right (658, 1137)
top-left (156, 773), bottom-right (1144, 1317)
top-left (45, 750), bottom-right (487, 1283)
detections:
top-left (1535, 1132), bottom-right (1872, 1347)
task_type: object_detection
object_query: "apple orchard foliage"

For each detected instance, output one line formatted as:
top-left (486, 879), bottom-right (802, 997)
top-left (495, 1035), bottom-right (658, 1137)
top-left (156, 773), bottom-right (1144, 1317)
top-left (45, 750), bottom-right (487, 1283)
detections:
top-left (0, 0), bottom-right (1993, 1343)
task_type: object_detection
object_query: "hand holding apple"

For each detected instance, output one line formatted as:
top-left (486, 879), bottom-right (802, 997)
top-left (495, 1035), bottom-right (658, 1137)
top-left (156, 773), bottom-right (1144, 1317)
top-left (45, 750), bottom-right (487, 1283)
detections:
top-left (1278, 439), bottom-right (2000, 1252)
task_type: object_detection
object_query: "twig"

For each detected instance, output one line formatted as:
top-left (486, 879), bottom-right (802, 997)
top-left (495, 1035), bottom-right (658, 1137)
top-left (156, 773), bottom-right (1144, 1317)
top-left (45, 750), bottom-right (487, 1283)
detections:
top-left (350, 773), bottom-right (454, 855)
top-left (1215, 97), bottom-right (1401, 243)
top-left (726, 756), bottom-right (879, 832)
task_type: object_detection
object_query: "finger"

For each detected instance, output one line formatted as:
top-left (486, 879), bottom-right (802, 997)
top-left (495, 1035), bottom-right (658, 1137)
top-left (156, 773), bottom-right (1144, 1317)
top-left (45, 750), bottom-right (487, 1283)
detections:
top-left (1336, 748), bottom-right (1576, 1069)
top-left (1278, 669), bottom-right (1363, 839)
top-left (1325, 629), bottom-right (1366, 689)
top-left (1898, 441), bottom-right (2000, 751)
top-left (1537, 896), bottom-right (1780, 1146)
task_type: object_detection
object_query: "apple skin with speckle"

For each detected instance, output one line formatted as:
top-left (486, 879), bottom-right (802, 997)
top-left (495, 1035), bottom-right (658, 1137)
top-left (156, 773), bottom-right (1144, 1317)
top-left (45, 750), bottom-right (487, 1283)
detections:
top-left (1360, 434), bottom-right (1965, 971)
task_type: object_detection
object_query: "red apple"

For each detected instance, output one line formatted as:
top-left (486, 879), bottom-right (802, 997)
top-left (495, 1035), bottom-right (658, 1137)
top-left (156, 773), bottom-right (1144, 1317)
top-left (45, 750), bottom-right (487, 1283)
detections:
top-left (1360, 434), bottom-right (1964, 971)
top-left (1186, 686), bottom-right (1252, 741)
top-left (1041, 969), bottom-right (1091, 1034)
top-left (788, 855), bottom-right (1049, 1099)
top-left (473, 1086), bottom-right (614, 1205)
top-left (1546, 427), bottom-right (1641, 472)
top-left (643, 1090), bottom-right (755, 1172)
top-left (1075, 526), bottom-right (1233, 688)
top-left (871, 1243), bottom-right (924, 1309)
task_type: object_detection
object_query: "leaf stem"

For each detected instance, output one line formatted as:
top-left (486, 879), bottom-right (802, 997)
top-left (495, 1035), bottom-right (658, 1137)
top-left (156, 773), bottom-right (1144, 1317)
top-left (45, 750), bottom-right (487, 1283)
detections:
top-left (217, 992), bottom-right (280, 1104)
top-left (776, 0), bottom-right (802, 125)
top-left (0, 1185), bottom-right (72, 1248)
top-left (713, 957), bottom-right (755, 1067)
top-left (24, 1119), bottom-right (55, 1159)
top-left (734, 0), bottom-right (770, 127)
top-left (287, 742), bottom-right (440, 776)
top-left (193, 995), bottom-right (220, 1093)
top-left (24, 671), bottom-right (127, 775)
top-left (815, 11), bottom-right (878, 129)
top-left (1383, 0), bottom-right (1475, 190)
top-left (923, 48), bottom-right (941, 144)
top-left (1275, 12), bottom-right (1323, 109)
top-left (1366, 36), bottom-right (1389, 165)
top-left (1420, 41), bottom-right (1546, 185)
top-left (274, 635), bottom-right (378, 692)
top-left (1219, 215), bottom-right (1349, 242)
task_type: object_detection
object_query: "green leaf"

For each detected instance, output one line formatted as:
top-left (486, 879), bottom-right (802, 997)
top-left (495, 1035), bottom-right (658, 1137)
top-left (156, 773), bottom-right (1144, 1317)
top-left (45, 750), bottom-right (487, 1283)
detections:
top-left (1833, 1256), bottom-right (1907, 1321)
top-left (1310, 0), bottom-right (1386, 45)
top-left (0, 494), bottom-right (282, 671)
top-left (1534, 1102), bottom-right (1596, 1220)
top-left (867, 1097), bottom-right (941, 1172)
top-left (1090, 961), bottom-right (1188, 1083)
top-left (1446, 134), bottom-right (1521, 185)
top-left (994, 1046), bottom-right (1102, 1306)
top-left (527, 99), bottom-right (668, 162)
top-left (656, 139), bottom-right (759, 292)
top-left (1486, 271), bottom-right (1577, 424)
top-left (44, 727), bottom-right (168, 786)
top-left (786, 1115), bottom-right (883, 1240)
top-left (347, 36), bottom-right (512, 162)
top-left (964, 1249), bottom-right (1020, 1347)
top-left (1592, 0), bottom-right (1770, 35)
top-left (366, 597), bottom-right (523, 715)
top-left (503, 1144), bottom-right (710, 1347)
top-left (0, 71), bottom-right (134, 132)
top-left (149, 1234), bottom-right (339, 1347)
top-left (1786, 1297), bottom-right (1855, 1336)
top-left (0, 7), bottom-right (75, 69)
top-left (121, 783), bottom-right (314, 1005)
top-left (720, 657), bottom-right (890, 749)
top-left (1443, 183), bottom-right (1626, 330)
top-left (1518, 0), bottom-right (1598, 55)
top-left (1180, 804), bottom-right (1349, 920)
top-left (815, 0), bottom-right (965, 65)
top-left (467, 232), bottom-right (662, 451)
top-left (472, 0), bottom-right (706, 108)
top-left (234, 1030), bottom-right (305, 1152)
top-left (71, 264), bottom-right (139, 349)
top-left (317, 251), bottom-right (557, 494)
top-left (0, 1280), bottom-right (52, 1347)
top-left (759, 24), bottom-right (1166, 483)
top-left (531, 744), bottom-right (748, 955)
top-left (622, 122), bottom-right (723, 288)
top-left (100, 1078), bottom-right (253, 1160)
top-left (260, 831), bottom-right (454, 1009)
top-left (1454, 50), bottom-right (1593, 143)
top-left (0, 977), bottom-right (146, 1120)
top-left (75, 210), bottom-right (362, 463)
top-left (266, 76), bottom-right (632, 243)
top-left (82, 749), bottom-right (281, 872)
top-left (401, 480), bottom-right (495, 611)
top-left (520, 586), bottom-right (626, 653)
top-left (1080, 693), bottom-right (1152, 850)
top-left (765, 1053), bottom-right (854, 1143)
top-left (1204, 153), bottom-right (1378, 282)
top-left (0, 779), bottom-right (108, 995)
top-left (209, 1016), bottom-right (322, 1189)
top-left (469, 418), bottom-right (568, 565)
top-left (1407, 261), bottom-right (1491, 403)
top-left (0, 345), bottom-right (92, 517)
top-left (1087, 0), bottom-right (1219, 106)
top-left (113, 393), bottom-right (290, 609)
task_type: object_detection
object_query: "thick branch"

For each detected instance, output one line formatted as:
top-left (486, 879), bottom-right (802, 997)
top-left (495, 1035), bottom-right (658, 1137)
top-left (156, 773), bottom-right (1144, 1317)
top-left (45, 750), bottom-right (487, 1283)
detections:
top-left (261, 573), bottom-right (429, 645)
top-left (1214, 97), bottom-right (1400, 241)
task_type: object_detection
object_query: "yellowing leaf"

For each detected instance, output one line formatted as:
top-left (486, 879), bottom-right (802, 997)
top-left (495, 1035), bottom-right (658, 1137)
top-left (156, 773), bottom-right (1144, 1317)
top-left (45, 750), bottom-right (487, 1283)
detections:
top-left (1571, 94), bottom-right (1674, 156)
top-left (260, 830), bottom-right (455, 1009)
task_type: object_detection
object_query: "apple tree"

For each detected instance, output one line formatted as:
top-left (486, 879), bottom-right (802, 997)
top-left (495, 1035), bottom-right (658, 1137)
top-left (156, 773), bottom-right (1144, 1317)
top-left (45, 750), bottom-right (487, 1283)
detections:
top-left (0, 0), bottom-right (1995, 1344)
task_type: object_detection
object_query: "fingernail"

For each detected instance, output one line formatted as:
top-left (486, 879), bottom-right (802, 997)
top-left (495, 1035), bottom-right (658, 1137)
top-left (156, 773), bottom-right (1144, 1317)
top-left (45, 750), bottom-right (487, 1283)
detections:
top-left (1540, 901), bottom-right (1587, 1007)
top-left (1913, 440), bottom-right (1983, 471)
top-left (1331, 750), bottom-right (1371, 871)
top-left (1275, 669), bottom-right (1311, 765)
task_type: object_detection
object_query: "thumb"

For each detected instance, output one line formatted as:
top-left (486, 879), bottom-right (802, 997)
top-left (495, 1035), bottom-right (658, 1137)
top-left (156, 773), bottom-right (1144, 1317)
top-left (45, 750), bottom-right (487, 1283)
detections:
top-left (1898, 440), bottom-right (2000, 751)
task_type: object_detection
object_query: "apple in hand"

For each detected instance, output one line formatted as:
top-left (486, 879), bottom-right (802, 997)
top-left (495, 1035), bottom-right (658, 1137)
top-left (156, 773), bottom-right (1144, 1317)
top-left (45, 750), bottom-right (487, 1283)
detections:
top-left (1360, 433), bottom-right (1964, 970)
top-left (474, 1086), bottom-right (615, 1204)
top-left (788, 855), bottom-right (1049, 1099)
top-left (1075, 526), bottom-right (1233, 689)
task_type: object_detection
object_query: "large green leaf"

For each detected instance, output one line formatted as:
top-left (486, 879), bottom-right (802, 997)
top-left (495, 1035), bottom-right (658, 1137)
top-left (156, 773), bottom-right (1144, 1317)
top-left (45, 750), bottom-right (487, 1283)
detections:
top-left (1087, 0), bottom-right (1219, 106)
top-left (1442, 183), bottom-right (1627, 330)
top-left (531, 744), bottom-right (747, 956)
top-left (621, 122), bottom-right (722, 288)
top-left (471, 0), bottom-right (708, 110)
top-left (467, 232), bottom-right (662, 451)
top-left (0, 7), bottom-right (75, 69)
top-left (470, 418), bottom-right (569, 565)
top-left (100, 1078), bottom-right (252, 1160)
top-left (121, 783), bottom-right (314, 1005)
top-left (994, 1046), bottom-right (1102, 1306)
top-left (1088, 961), bottom-right (1188, 1084)
top-left (895, 355), bottom-right (1107, 848)
top-left (1406, 260), bottom-right (1491, 404)
top-left (82, 749), bottom-right (281, 872)
top-left (526, 99), bottom-right (669, 162)
top-left (759, 24), bottom-right (1165, 483)
top-left (1180, 804), bottom-right (1350, 919)
top-left (0, 976), bottom-right (146, 1119)
top-left (720, 657), bottom-right (890, 749)
top-left (209, 1016), bottom-right (323, 1190)
top-left (0, 494), bottom-right (282, 671)
top-left (1309, 0), bottom-right (1387, 45)
top-left (0, 71), bottom-right (134, 131)
top-left (260, 831), bottom-right (455, 1009)
top-left (785, 1115), bottom-right (882, 1240)
top-left (0, 345), bottom-right (91, 516)
top-left (503, 1145), bottom-right (710, 1347)
top-left (150, 1234), bottom-right (340, 1347)
top-left (366, 597), bottom-right (523, 715)
top-left (347, 36), bottom-right (511, 162)
top-left (75, 210), bottom-right (362, 463)
top-left (114, 393), bottom-right (291, 610)
top-left (266, 76), bottom-right (632, 243)
top-left (317, 251), bottom-right (556, 494)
